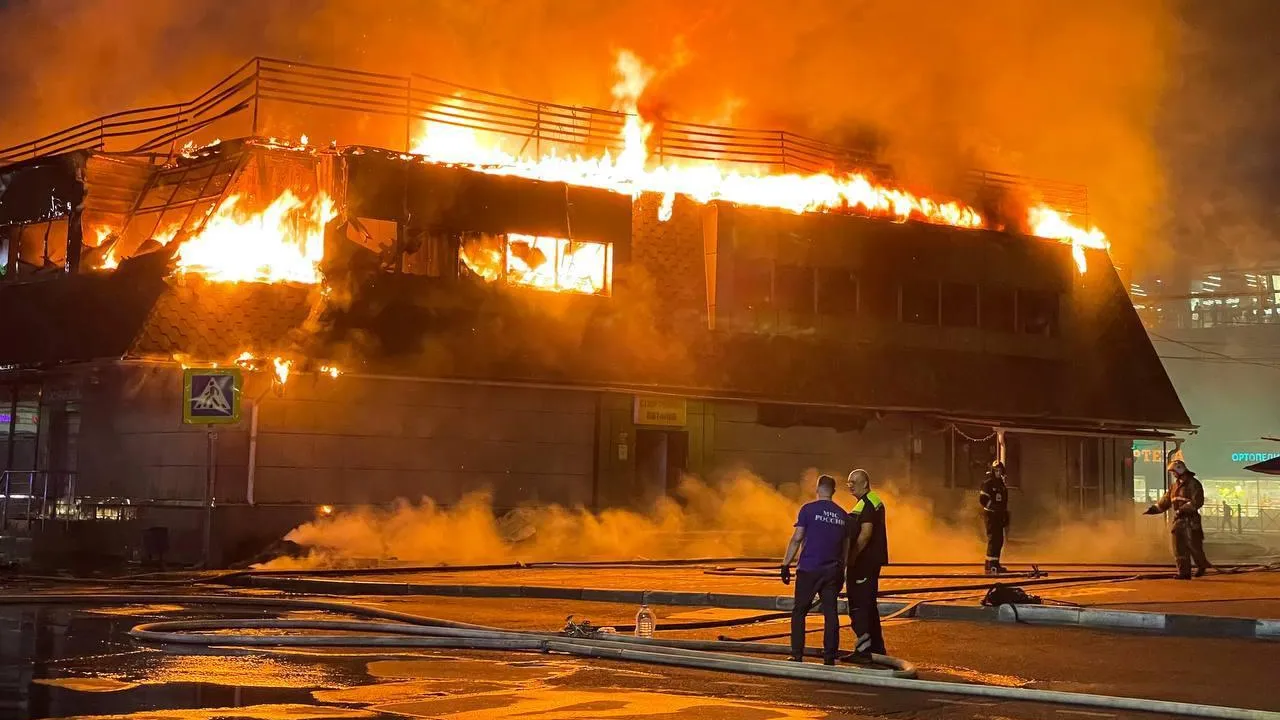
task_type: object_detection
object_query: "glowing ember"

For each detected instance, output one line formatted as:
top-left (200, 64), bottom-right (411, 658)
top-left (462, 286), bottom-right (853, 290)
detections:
top-left (459, 233), bottom-right (611, 295)
top-left (411, 50), bottom-right (1110, 273)
top-left (172, 190), bottom-right (336, 284)
top-left (180, 138), bottom-right (221, 159)
top-left (320, 364), bottom-right (341, 379)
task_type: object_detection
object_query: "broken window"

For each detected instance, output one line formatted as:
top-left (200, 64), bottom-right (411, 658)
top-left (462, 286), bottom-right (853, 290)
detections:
top-left (458, 232), bottom-right (613, 295)
top-left (1, 219), bottom-right (70, 276)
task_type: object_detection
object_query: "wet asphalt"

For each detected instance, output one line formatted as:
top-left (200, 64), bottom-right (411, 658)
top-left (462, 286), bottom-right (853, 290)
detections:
top-left (0, 591), bottom-right (1277, 720)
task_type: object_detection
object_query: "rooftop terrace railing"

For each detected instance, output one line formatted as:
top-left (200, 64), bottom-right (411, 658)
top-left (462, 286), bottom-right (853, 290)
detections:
top-left (0, 56), bottom-right (1089, 221)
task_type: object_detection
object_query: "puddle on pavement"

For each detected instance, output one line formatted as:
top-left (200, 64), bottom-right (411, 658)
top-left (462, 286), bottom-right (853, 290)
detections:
top-left (366, 656), bottom-right (582, 683)
top-left (32, 677), bottom-right (140, 692)
top-left (0, 604), bottom-right (868, 720)
top-left (31, 703), bottom-right (376, 720)
top-left (83, 604), bottom-right (188, 617)
top-left (375, 687), bottom-right (825, 719)
top-left (916, 663), bottom-right (1033, 687)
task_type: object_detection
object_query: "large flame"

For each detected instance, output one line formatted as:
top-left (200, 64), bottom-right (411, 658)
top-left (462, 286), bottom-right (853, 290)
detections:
top-left (459, 233), bottom-right (612, 295)
top-left (413, 50), bottom-right (1109, 272)
top-left (172, 190), bottom-right (336, 284)
top-left (1027, 206), bottom-right (1108, 274)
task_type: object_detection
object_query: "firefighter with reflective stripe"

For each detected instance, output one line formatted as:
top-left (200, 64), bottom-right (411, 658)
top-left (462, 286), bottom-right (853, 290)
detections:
top-left (844, 468), bottom-right (888, 663)
top-left (979, 460), bottom-right (1011, 575)
top-left (1144, 459), bottom-right (1212, 579)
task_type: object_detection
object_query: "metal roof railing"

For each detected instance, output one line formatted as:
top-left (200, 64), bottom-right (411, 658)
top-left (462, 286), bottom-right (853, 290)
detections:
top-left (0, 56), bottom-right (1087, 219)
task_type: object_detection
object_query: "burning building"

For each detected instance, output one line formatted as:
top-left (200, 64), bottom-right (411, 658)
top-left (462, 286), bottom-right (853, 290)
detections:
top-left (0, 56), bottom-right (1189, 564)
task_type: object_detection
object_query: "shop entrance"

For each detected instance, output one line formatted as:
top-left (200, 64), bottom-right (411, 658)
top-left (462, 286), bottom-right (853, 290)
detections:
top-left (635, 429), bottom-right (688, 506)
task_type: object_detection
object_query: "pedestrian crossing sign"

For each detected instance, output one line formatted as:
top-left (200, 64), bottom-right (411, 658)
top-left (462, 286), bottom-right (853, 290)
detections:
top-left (183, 368), bottom-right (242, 424)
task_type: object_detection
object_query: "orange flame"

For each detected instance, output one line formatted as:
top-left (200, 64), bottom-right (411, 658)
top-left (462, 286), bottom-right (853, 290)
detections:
top-left (459, 233), bottom-right (611, 295)
top-left (411, 50), bottom-right (1109, 273)
top-left (172, 190), bottom-right (336, 284)
top-left (1027, 206), bottom-right (1108, 274)
top-left (90, 226), bottom-right (120, 270)
top-left (272, 357), bottom-right (292, 384)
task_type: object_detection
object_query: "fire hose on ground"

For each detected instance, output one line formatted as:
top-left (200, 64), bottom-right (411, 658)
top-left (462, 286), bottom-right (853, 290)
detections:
top-left (0, 593), bottom-right (1277, 719)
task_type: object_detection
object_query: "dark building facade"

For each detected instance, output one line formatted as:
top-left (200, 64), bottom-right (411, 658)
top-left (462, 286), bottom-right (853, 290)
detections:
top-left (0, 61), bottom-right (1191, 563)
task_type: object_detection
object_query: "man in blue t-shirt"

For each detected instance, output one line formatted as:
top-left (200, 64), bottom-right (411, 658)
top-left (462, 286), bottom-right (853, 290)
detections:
top-left (781, 474), bottom-right (849, 664)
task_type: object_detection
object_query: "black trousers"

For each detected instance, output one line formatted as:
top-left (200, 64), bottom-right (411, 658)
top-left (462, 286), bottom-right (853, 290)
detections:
top-left (984, 514), bottom-right (1006, 562)
top-left (790, 566), bottom-right (842, 661)
top-left (846, 567), bottom-right (884, 655)
top-left (1172, 518), bottom-right (1211, 578)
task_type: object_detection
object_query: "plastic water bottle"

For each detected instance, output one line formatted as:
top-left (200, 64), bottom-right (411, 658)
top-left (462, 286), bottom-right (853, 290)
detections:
top-left (634, 604), bottom-right (656, 638)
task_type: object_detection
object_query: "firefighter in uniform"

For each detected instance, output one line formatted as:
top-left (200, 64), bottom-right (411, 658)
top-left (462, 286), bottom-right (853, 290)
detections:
top-left (979, 460), bottom-right (1011, 575)
top-left (1144, 459), bottom-right (1212, 579)
top-left (844, 468), bottom-right (888, 663)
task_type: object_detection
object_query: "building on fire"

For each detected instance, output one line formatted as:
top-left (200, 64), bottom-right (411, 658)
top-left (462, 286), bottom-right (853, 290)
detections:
top-left (0, 58), bottom-right (1191, 564)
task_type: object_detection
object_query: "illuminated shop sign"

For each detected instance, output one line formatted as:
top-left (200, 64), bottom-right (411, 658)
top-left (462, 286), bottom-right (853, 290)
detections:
top-left (1132, 448), bottom-right (1166, 463)
top-left (1231, 452), bottom-right (1280, 464)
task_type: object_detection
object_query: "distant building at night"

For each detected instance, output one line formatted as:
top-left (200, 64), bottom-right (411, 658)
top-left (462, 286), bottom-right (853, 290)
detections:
top-left (1132, 268), bottom-right (1280, 526)
top-left (0, 58), bottom-right (1190, 564)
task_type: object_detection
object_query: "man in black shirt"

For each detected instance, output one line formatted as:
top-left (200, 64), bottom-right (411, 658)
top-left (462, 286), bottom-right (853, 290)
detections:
top-left (979, 460), bottom-right (1011, 575)
top-left (844, 468), bottom-right (888, 663)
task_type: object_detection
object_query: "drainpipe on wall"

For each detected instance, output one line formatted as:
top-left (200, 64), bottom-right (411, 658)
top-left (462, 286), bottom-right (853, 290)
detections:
top-left (996, 429), bottom-right (1006, 464)
top-left (246, 402), bottom-right (259, 506)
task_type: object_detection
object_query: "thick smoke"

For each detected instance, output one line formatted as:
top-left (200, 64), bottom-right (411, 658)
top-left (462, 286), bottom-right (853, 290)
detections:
top-left (0, 0), bottom-right (1175, 266)
top-left (264, 469), bottom-right (1167, 570)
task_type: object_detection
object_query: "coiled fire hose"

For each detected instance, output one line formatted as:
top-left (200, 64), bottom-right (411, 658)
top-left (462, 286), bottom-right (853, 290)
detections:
top-left (1, 593), bottom-right (1277, 719)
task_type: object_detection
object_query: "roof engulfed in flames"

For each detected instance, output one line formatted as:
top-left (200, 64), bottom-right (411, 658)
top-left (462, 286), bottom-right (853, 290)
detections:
top-left (98, 49), bottom-right (1106, 289)
top-left (411, 50), bottom-right (1108, 272)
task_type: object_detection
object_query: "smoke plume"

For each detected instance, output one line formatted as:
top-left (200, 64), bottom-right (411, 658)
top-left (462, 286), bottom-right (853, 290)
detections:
top-left (264, 469), bottom-right (1168, 570)
top-left (0, 0), bottom-right (1175, 267)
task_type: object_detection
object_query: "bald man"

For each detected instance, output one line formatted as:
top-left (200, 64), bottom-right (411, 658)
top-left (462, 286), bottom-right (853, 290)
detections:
top-left (845, 468), bottom-right (889, 662)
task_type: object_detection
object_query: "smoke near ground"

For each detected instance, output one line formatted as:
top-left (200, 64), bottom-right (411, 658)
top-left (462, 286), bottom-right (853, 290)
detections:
top-left (263, 470), bottom-right (1169, 570)
top-left (0, 0), bottom-right (1175, 267)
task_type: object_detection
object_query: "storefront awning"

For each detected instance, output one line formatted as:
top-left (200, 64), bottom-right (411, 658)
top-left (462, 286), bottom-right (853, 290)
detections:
top-left (1244, 455), bottom-right (1280, 476)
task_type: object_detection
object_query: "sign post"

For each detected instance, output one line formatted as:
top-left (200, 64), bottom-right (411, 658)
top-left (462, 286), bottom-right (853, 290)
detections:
top-left (183, 368), bottom-right (242, 567)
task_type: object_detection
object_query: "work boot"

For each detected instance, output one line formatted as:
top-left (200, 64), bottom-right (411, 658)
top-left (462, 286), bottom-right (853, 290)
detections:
top-left (1195, 566), bottom-right (1208, 578)
top-left (984, 561), bottom-right (999, 576)
top-left (823, 658), bottom-right (836, 666)
top-left (786, 655), bottom-right (803, 663)
top-left (842, 650), bottom-right (874, 664)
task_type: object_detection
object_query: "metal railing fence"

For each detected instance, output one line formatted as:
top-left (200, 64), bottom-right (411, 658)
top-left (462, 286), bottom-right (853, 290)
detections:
top-left (0, 56), bottom-right (1089, 221)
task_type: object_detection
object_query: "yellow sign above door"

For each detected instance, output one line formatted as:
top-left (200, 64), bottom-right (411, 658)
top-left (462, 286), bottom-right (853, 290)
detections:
top-left (633, 396), bottom-right (687, 427)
